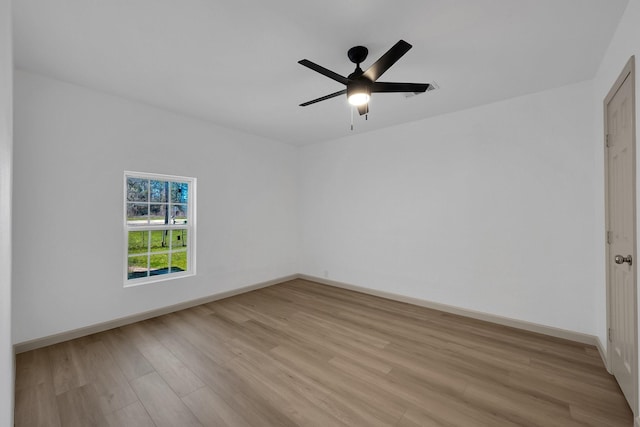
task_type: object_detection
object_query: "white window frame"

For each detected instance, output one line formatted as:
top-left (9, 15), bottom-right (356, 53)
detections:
top-left (123, 171), bottom-right (196, 287)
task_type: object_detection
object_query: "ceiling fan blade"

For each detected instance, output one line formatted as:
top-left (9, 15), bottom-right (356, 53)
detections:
top-left (299, 89), bottom-right (347, 107)
top-left (357, 103), bottom-right (369, 116)
top-left (362, 40), bottom-right (412, 82)
top-left (298, 59), bottom-right (349, 85)
top-left (371, 82), bottom-right (431, 93)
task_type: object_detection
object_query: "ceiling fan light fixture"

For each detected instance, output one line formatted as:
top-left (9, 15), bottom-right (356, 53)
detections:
top-left (348, 92), bottom-right (370, 106)
top-left (347, 83), bottom-right (371, 106)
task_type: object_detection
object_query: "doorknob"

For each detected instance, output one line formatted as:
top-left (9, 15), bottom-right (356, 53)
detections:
top-left (615, 254), bottom-right (633, 266)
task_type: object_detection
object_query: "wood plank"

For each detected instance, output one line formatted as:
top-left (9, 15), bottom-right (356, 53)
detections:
top-left (56, 384), bottom-right (110, 427)
top-left (268, 344), bottom-right (406, 423)
top-left (182, 386), bottom-right (252, 427)
top-left (95, 328), bottom-right (155, 382)
top-left (205, 299), bottom-right (251, 323)
top-left (15, 382), bottom-right (61, 427)
top-left (397, 405), bottom-right (520, 427)
top-left (145, 317), bottom-right (299, 427)
top-left (49, 340), bottom-right (91, 396)
top-left (228, 339), bottom-right (382, 427)
top-left (15, 348), bottom-right (52, 391)
top-left (462, 382), bottom-right (583, 426)
top-left (130, 372), bottom-right (202, 427)
top-left (104, 402), bottom-right (155, 427)
top-left (122, 322), bottom-right (205, 397)
top-left (78, 340), bottom-right (139, 414)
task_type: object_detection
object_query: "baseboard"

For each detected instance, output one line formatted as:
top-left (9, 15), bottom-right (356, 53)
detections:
top-left (635, 415), bottom-right (640, 427)
top-left (14, 272), bottom-right (605, 360)
top-left (298, 274), bottom-right (600, 347)
top-left (595, 336), bottom-right (610, 373)
top-left (13, 274), bottom-right (298, 354)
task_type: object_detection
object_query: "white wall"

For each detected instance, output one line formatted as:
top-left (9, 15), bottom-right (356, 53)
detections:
top-left (593, 0), bottom-right (640, 415)
top-left (12, 70), bottom-right (298, 344)
top-left (299, 81), bottom-right (597, 335)
top-left (0, 0), bottom-right (12, 422)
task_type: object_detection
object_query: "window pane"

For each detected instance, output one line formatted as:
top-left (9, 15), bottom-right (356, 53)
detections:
top-left (171, 229), bottom-right (187, 249)
top-left (150, 180), bottom-right (168, 203)
top-left (127, 203), bottom-right (148, 226)
top-left (128, 256), bottom-right (148, 279)
top-left (171, 251), bottom-right (187, 273)
top-left (150, 230), bottom-right (169, 252)
top-left (171, 204), bottom-right (188, 224)
top-left (125, 173), bottom-right (194, 285)
top-left (127, 178), bottom-right (148, 202)
top-left (149, 204), bottom-right (168, 225)
top-left (171, 182), bottom-right (189, 204)
top-left (128, 231), bottom-right (148, 254)
top-left (149, 254), bottom-right (169, 276)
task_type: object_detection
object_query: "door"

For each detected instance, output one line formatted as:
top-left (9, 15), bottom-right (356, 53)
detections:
top-left (605, 56), bottom-right (637, 412)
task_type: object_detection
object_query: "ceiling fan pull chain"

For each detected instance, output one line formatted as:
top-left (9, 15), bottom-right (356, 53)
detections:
top-left (350, 106), bottom-right (354, 131)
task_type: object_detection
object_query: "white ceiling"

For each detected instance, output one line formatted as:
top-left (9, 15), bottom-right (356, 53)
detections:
top-left (13, 0), bottom-right (630, 146)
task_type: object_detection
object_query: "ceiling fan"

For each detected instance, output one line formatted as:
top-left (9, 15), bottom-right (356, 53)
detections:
top-left (298, 40), bottom-right (431, 116)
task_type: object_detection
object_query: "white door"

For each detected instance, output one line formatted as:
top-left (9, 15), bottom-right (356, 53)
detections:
top-left (605, 57), bottom-right (637, 411)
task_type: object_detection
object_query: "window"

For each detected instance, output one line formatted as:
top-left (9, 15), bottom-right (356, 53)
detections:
top-left (124, 171), bottom-right (196, 286)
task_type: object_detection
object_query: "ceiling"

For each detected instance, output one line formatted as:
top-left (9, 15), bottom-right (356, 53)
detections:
top-left (13, 0), bottom-right (630, 146)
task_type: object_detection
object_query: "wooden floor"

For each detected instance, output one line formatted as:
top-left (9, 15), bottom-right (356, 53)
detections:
top-left (15, 279), bottom-right (633, 426)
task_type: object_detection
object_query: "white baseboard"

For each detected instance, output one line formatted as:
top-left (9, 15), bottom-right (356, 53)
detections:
top-left (13, 274), bottom-right (298, 354)
top-left (298, 274), bottom-right (600, 347)
top-left (595, 336), bottom-right (610, 373)
top-left (635, 415), bottom-right (640, 427)
top-left (14, 272), bottom-right (606, 366)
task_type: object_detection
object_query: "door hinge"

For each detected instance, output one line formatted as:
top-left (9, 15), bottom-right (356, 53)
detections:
top-left (606, 134), bottom-right (611, 147)
top-left (608, 327), bottom-right (613, 342)
top-left (607, 230), bottom-right (613, 244)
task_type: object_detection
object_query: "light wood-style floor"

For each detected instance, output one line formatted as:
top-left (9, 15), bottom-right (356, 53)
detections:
top-left (15, 279), bottom-right (633, 426)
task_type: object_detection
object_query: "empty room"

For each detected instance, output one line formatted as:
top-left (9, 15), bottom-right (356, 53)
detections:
top-left (3, 0), bottom-right (640, 425)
